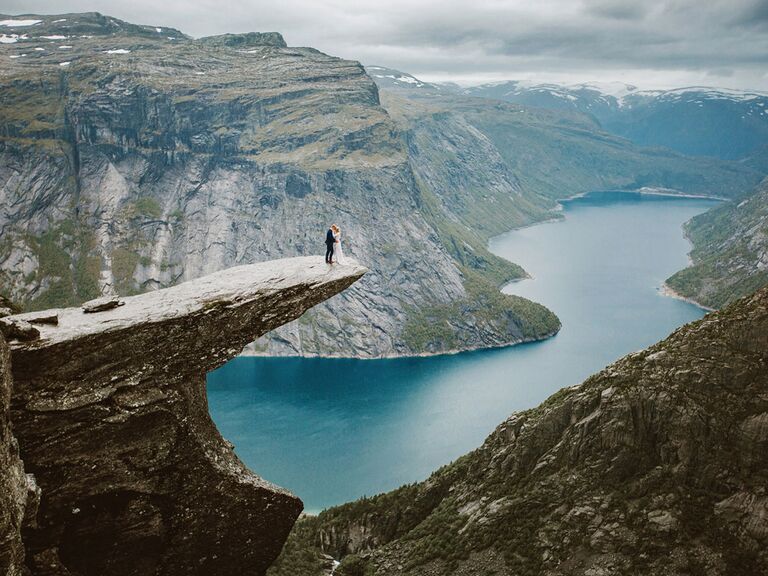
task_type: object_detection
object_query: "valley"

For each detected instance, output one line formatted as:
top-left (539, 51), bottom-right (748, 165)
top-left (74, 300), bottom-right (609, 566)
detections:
top-left (208, 191), bottom-right (717, 512)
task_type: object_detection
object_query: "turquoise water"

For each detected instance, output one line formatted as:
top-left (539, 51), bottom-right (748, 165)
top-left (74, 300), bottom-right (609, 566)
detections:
top-left (207, 192), bottom-right (719, 512)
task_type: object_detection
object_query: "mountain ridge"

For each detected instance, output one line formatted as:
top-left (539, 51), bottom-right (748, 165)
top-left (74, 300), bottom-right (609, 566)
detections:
top-left (461, 79), bottom-right (768, 160)
top-left (365, 66), bottom-right (768, 161)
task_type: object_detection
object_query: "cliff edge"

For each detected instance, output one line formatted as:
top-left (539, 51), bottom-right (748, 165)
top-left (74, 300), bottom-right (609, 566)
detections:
top-left (4, 256), bottom-right (366, 576)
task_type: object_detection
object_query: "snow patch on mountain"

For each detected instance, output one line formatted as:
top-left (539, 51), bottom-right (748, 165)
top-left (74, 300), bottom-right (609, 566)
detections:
top-left (365, 66), bottom-right (439, 90)
top-left (0, 19), bottom-right (41, 27)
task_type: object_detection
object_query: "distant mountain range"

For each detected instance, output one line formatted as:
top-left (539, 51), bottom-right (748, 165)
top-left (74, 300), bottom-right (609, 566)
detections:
top-left (366, 66), bottom-right (768, 161)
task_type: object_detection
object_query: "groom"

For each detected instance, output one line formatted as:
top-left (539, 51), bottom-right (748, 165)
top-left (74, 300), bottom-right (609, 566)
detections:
top-left (325, 225), bottom-right (336, 264)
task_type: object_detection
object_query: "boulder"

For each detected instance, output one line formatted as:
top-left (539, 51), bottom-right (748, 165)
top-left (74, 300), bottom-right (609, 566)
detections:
top-left (22, 311), bottom-right (59, 326)
top-left (81, 296), bottom-right (124, 313)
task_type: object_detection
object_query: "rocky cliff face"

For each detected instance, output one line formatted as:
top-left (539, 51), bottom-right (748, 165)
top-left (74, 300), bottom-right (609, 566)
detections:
top-left (667, 178), bottom-right (768, 308)
top-left (271, 285), bottom-right (768, 576)
top-left (0, 333), bottom-right (29, 576)
top-left (4, 256), bottom-right (366, 576)
top-left (0, 12), bottom-right (561, 358)
top-left (2, 13), bottom-right (760, 359)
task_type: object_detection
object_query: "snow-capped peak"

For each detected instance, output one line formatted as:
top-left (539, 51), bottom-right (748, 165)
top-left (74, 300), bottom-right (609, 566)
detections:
top-left (364, 66), bottom-right (436, 90)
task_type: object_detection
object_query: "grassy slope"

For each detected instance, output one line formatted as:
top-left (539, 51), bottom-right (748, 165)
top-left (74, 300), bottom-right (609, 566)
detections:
top-left (400, 173), bottom-right (559, 351)
top-left (666, 178), bottom-right (768, 308)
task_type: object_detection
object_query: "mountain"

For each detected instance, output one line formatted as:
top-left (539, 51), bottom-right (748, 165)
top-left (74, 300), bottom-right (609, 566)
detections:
top-left (0, 16), bottom-right (762, 359)
top-left (666, 178), bottom-right (768, 308)
top-left (365, 66), bottom-right (444, 91)
top-left (269, 285), bottom-right (768, 576)
top-left (0, 12), bottom-right (559, 358)
top-left (463, 81), bottom-right (768, 160)
top-left (367, 69), bottom-right (762, 204)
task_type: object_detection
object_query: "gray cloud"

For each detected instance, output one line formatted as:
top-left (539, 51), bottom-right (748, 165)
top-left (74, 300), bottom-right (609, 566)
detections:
top-left (3, 0), bottom-right (768, 90)
top-left (732, 0), bottom-right (768, 28)
top-left (708, 68), bottom-right (735, 77)
top-left (585, 0), bottom-right (650, 21)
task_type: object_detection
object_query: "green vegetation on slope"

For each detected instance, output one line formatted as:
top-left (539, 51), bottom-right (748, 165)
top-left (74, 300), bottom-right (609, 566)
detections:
top-left (381, 90), bottom-right (764, 206)
top-left (459, 100), bottom-right (761, 202)
top-left (399, 173), bottom-right (560, 354)
top-left (21, 218), bottom-right (101, 311)
top-left (667, 178), bottom-right (768, 308)
top-left (401, 273), bottom-right (560, 352)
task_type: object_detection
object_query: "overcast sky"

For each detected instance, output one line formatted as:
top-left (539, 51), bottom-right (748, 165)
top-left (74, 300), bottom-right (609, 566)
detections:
top-left (4, 0), bottom-right (768, 90)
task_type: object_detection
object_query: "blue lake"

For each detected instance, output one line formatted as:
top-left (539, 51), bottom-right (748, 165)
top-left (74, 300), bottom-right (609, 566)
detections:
top-left (207, 191), bottom-right (719, 513)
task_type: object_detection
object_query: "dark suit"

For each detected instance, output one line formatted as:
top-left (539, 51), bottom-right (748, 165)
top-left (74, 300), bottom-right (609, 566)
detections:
top-left (325, 229), bottom-right (335, 263)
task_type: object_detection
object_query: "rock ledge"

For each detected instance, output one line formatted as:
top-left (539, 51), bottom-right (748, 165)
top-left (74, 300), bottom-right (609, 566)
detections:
top-left (7, 256), bottom-right (366, 576)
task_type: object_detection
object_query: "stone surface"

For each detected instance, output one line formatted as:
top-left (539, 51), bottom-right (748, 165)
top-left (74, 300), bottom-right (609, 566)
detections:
top-left (272, 286), bottom-right (768, 576)
top-left (0, 333), bottom-right (28, 576)
top-left (0, 318), bottom-right (40, 342)
top-left (81, 296), bottom-right (123, 313)
top-left (7, 256), bottom-right (366, 576)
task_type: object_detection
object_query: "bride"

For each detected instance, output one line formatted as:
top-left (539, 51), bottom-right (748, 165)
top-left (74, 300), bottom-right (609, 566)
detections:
top-left (332, 224), bottom-right (345, 265)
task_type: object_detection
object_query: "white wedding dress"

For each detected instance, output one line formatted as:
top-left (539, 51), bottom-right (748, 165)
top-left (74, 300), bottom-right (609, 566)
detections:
top-left (334, 233), bottom-right (346, 265)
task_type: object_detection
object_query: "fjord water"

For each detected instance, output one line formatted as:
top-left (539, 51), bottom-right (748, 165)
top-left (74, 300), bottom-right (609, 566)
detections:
top-left (207, 192), bottom-right (718, 512)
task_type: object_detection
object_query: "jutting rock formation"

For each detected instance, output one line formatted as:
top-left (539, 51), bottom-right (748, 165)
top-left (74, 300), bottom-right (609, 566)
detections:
top-left (4, 256), bottom-right (366, 576)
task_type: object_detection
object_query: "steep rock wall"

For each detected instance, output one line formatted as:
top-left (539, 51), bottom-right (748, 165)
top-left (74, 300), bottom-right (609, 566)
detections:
top-left (0, 333), bottom-right (28, 576)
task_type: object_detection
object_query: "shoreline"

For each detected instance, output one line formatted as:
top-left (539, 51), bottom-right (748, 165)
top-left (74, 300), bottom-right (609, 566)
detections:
top-left (238, 328), bottom-right (562, 361)
top-left (558, 188), bottom-right (728, 203)
top-left (659, 282), bottom-right (715, 312)
top-left (239, 189), bottom-right (718, 362)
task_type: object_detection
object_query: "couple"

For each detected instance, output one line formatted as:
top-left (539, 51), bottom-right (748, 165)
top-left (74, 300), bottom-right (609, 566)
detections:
top-left (324, 224), bottom-right (345, 265)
